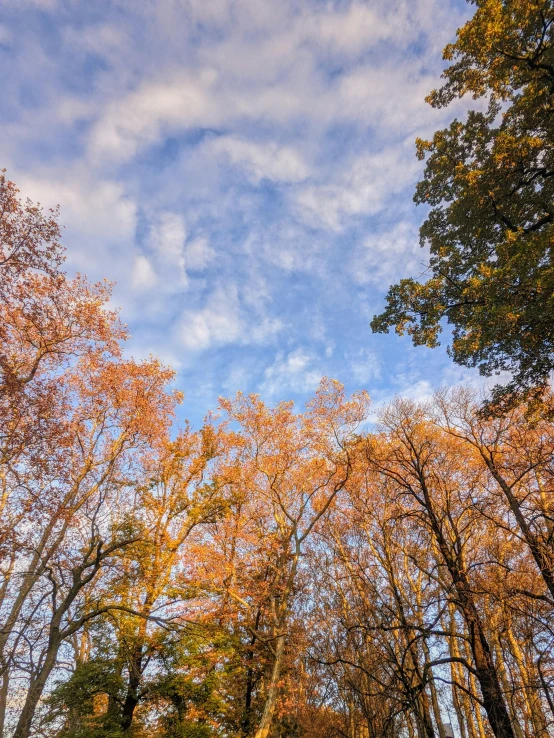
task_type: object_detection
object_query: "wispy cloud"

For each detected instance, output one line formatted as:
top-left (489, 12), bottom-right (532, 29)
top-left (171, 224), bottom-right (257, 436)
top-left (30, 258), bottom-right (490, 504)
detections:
top-left (0, 0), bottom-right (477, 423)
top-left (261, 349), bottom-right (323, 398)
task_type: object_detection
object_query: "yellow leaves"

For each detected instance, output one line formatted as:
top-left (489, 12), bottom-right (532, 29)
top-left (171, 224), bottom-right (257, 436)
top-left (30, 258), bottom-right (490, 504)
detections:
top-left (375, 0), bottom-right (554, 394)
top-left (415, 136), bottom-right (433, 161)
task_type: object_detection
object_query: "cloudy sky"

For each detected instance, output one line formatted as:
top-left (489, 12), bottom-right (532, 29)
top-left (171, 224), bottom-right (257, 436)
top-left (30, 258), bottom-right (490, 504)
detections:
top-left (1, 0), bottom-right (483, 424)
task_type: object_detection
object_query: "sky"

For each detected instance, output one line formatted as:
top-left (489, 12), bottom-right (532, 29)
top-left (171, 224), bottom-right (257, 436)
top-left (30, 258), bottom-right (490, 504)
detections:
top-left (0, 0), bottom-right (488, 425)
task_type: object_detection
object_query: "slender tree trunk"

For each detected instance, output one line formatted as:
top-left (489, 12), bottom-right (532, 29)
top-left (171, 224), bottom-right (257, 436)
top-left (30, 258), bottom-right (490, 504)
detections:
top-left (451, 674), bottom-right (468, 738)
top-left (253, 633), bottom-right (285, 738)
top-left (413, 710), bottom-right (428, 738)
top-left (242, 608), bottom-right (262, 736)
top-left (120, 643), bottom-right (144, 730)
top-left (505, 623), bottom-right (548, 738)
top-left (416, 473), bottom-right (516, 738)
top-left (464, 644), bottom-right (487, 738)
top-left (462, 668), bottom-right (482, 738)
top-left (486, 465), bottom-right (554, 601)
top-left (491, 632), bottom-right (524, 738)
top-left (0, 671), bottom-right (8, 737)
top-left (450, 578), bottom-right (515, 737)
top-left (13, 634), bottom-right (60, 738)
top-left (348, 698), bottom-right (356, 738)
top-left (422, 638), bottom-right (446, 738)
top-left (445, 606), bottom-right (468, 738)
top-left (407, 712), bottom-right (417, 738)
top-left (242, 660), bottom-right (256, 736)
top-left (413, 691), bottom-right (436, 738)
top-left (536, 654), bottom-right (554, 721)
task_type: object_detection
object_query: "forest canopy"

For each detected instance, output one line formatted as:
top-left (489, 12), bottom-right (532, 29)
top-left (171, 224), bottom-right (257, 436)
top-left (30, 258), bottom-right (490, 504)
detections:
top-left (3, 1), bottom-right (554, 738)
top-left (1, 169), bottom-right (554, 738)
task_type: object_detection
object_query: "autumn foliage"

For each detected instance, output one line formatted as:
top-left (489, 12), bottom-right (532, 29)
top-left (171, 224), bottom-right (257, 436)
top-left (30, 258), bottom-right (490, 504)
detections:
top-left (372, 0), bottom-right (554, 404)
top-left (2, 111), bottom-right (554, 738)
top-left (5, 0), bottom-right (554, 700)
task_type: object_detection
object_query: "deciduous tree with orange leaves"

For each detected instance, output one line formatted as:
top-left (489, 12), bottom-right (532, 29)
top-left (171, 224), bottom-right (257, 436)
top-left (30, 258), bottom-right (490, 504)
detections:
top-left (4, 168), bottom-right (554, 738)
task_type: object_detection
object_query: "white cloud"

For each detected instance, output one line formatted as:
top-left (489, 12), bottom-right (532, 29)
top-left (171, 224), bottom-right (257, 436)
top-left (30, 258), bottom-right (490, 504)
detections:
top-left (88, 70), bottom-right (219, 162)
top-left (309, 4), bottom-right (392, 54)
top-left (334, 65), bottom-right (437, 133)
top-left (86, 62), bottom-right (433, 168)
top-left (176, 278), bottom-right (283, 354)
top-left (132, 255), bottom-right (158, 291)
top-left (76, 0), bottom-right (465, 189)
top-left (178, 285), bottom-right (241, 352)
top-left (349, 349), bottom-right (382, 385)
top-left (14, 167), bottom-right (137, 276)
top-left (61, 22), bottom-right (126, 61)
top-left (295, 144), bottom-right (419, 230)
top-left (5, 0), bottom-right (58, 7)
top-left (352, 220), bottom-right (424, 286)
top-left (184, 237), bottom-right (215, 272)
top-left (125, 211), bottom-right (190, 301)
top-left (249, 316), bottom-right (284, 344)
top-left (261, 348), bottom-right (323, 397)
top-left (0, 24), bottom-right (13, 44)
top-left (397, 379), bottom-right (435, 404)
top-left (302, 0), bottom-right (462, 59)
top-left (206, 135), bottom-right (310, 184)
top-left (149, 211), bottom-right (187, 281)
top-left (183, 0), bottom-right (233, 27)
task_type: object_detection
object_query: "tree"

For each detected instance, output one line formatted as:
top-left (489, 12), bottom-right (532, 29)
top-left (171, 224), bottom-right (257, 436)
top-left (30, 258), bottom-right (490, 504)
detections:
top-left (45, 622), bottom-right (230, 738)
top-left (8, 165), bottom-right (554, 738)
top-left (306, 393), bottom-right (554, 738)
top-left (368, 402), bottom-right (517, 738)
top-left (314, 476), bottom-right (443, 738)
top-left (0, 172), bottom-right (180, 738)
top-left (434, 387), bottom-right (554, 602)
top-left (93, 425), bottom-right (228, 734)
top-left (205, 380), bottom-right (369, 738)
top-left (371, 0), bottom-right (554, 401)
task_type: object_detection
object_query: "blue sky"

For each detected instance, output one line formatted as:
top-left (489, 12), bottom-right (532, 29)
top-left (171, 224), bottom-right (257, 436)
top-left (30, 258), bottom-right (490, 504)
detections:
top-left (1, 0), bottom-right (489, 425)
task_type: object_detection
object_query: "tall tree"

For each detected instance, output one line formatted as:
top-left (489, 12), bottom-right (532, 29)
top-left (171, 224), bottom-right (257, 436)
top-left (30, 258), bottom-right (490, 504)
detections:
top-left (0, 172), bottom-right (180, 738)
top-left (371, 401), bottom-right (517, 738)
top-left (371, 0), bottom-right (554, 401)
top-left (434, 387), bottom-right (554, 601)
top-left (206, 380), bottom-right (369, 738)
top-left (104, 425), bottom-right (227, 734)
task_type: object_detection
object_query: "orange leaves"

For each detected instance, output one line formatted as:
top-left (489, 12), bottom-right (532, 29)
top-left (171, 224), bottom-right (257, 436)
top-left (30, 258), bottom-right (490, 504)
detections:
top-left (0, 174), bottom-right (187, 738)
top-left (0, 170), bottom-right (63, 284)
top-left (214, 379), bottom-right (369, 539)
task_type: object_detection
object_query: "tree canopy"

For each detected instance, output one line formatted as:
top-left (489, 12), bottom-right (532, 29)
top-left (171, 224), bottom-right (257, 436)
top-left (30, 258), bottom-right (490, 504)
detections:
top-left (3, 170), bottom-right (554, 738)
top-left (5, 4), bottom-right (554, 736)
top-left (371, 0), bottom-right (554, 401)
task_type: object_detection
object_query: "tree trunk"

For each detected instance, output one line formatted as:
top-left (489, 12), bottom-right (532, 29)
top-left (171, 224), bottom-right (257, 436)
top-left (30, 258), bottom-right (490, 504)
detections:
top-left (491, 632), bottom-right (524, 738)
top-left (413, 692), bottom-right (436, 738)
top-left (487, 465), bottom-right (554, 601)
top-left (505, 624), bottom-right (549, 738)
top-left (416, 473), bottom-right (516, 738)
top-left (464, 646), bottom-right (487, 738)
top-left (241, 608), bottom-right (262, 736)
top-left (120, 643), bottom-right (144, 730)
top-left (253, 633), bottom-right (285, 738)
top-left (448, 575), bottom-right (515, 738)
top-left (13, 636), bottom-right (60, 738)
top-left (422, 638), bottom-right (446, 738)
top-left (0, 671), bottom-right (8, 737)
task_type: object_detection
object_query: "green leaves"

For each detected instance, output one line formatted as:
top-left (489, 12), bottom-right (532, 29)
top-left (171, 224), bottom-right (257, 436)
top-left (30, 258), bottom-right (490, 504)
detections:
top-left (45, 660), bottom-right (126, 738)
top-left (372, 0), bottom-right (554, 401)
